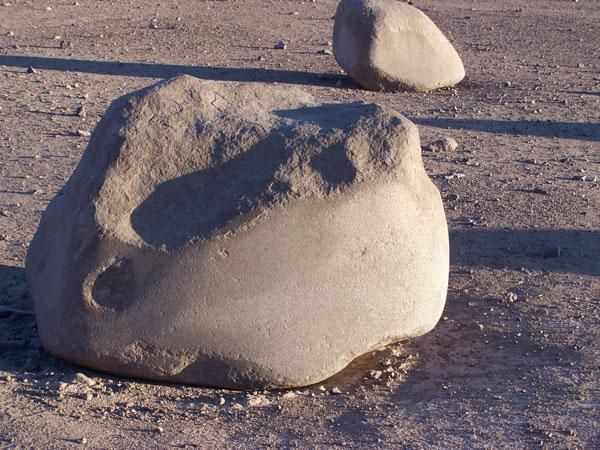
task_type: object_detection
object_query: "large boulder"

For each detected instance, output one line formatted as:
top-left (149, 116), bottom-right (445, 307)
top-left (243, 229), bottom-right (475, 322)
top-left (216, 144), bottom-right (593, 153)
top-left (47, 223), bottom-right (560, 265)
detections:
top-left (333, 0), bottom-right (465, 92)
top-left (26, 75), bottom-right (448, 389)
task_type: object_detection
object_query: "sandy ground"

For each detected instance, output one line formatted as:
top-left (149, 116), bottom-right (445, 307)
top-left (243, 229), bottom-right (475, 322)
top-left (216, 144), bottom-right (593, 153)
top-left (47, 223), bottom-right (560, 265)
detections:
top-left (0, 0), bottom-right (599, 448)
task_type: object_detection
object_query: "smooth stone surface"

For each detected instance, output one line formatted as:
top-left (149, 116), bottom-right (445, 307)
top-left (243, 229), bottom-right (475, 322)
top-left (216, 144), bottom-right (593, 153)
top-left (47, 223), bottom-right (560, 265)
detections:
top-left (26, 75), bottom-right (449, 389)
top-left (333, 0), bottom-right (466, 92)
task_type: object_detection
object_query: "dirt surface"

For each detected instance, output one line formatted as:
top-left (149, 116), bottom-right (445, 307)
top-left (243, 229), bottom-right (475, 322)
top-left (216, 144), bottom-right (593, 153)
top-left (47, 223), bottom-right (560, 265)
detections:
top-left (0, 0), bottom-right (598, 448)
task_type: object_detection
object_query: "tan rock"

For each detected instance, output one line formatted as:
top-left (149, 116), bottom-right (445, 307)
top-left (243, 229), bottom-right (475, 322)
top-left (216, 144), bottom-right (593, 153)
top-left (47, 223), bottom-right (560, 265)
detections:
top-left (333, 0), bottom-right (466, 92)
top-left (26, 75), bottom-right (448, 389)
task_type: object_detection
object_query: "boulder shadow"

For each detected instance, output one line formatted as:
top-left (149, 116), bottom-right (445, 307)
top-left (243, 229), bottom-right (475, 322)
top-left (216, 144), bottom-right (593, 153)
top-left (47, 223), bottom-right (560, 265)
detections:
top-left (0, 55), bottom-right (347, 88)
top-left (450, 227), bottom-right (600, 276)
top-left (412, 117), bottom-right (600, 142)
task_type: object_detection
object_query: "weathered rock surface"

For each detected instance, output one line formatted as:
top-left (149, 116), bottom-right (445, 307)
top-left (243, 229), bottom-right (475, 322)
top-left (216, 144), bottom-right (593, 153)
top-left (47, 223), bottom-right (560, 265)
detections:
top-left (333, 0), bottom-right (466, 92)
top-left (26, 75), bottom-right (448, 389)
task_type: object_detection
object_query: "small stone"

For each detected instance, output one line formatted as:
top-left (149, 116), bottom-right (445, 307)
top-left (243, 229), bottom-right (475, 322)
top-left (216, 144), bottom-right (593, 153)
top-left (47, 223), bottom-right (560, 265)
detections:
top-left (425, 137), bottom-right (459, 153)
top-left (218, 396), bottom-right (225, 405)
top-left (156, 426), bottom-right (164, 433)
top-left (318, 48), bottom-right (333, 55)
top-left (274, 40), bottom-right (287, 50)
top-left (76, 130), bottom-right (91, 137)
top-left (85, 392), bottom-right (93, 401)
top-left (80, 437), bottom-right (87, 444)
top-left (506, 292), bottom-right (518, 303)
top-left (246, 395), bottom-right (271, 407)
top-left (76, 105), bottom-right (86, 117)
top-left (69, 372), bottom-right (96, 386)
top-left (149, 22), bottom-right (158, 29)
top-left (368, 370), bottom-right (383, 379)
top-left (504, 81), bottom-right (512, 87)
top-left (60, 40), bottom-right (73, 49)
top-left (330, 387), bottom-right (342, 395)
top-left (26, 67), bottom-right (37, 74)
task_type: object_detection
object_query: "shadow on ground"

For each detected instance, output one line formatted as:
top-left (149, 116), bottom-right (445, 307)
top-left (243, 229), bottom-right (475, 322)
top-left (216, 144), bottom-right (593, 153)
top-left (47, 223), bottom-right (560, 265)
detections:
top-left (0, 55), bottom-right (347, 87)
top-left (412, 117), bottom-right (600, 141)
top-left (449, 228), bottom-right (599, 276)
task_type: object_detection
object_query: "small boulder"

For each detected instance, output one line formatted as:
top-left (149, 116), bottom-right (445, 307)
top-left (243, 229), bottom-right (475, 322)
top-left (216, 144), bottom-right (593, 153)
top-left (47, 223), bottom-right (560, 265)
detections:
top-left (26, 75), bottom-right (448, 389)
top-left (333, 0), bottom-right (465, 91)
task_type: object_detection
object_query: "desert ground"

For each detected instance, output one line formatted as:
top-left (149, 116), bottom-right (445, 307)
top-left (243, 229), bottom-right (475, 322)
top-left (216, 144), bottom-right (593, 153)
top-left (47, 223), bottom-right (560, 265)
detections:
top-left (0, 0), bottom-right (599, 448)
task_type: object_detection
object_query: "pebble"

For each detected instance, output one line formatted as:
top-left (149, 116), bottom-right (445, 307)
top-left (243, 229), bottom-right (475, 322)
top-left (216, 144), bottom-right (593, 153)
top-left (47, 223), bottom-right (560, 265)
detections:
top-left (425, 137), bottom-right (459, 153)
top-left (246, 395), bottom-right (271, 407)
top-left (506, 292), bottom-right (518, 303)
top-left (76, 130), bottom-right (91, 137)
top-left (274, 40), bottom-right (287, 50)
top-left (368, 370), bottom-right (383, 380)
top-left (68, 372), bottom-right (96, 386)
top-left (26, 67), bottom-right (37, 74)
top-left (330, 387), bottom-right (342, 395)
top-left (318, 48), bottom-right (333, 55)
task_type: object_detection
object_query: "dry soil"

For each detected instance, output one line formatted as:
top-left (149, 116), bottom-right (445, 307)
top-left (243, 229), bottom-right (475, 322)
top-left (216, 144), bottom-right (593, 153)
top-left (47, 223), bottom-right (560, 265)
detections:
top-left (0, 0), bottom-right (599, 448)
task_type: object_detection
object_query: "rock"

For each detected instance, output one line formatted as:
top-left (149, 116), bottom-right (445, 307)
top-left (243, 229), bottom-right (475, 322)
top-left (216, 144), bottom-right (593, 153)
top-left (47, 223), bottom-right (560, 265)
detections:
top-left (368, 369), bottom-right (383, 379)
top-left (26, 67), bottom-right (37, 74)
top-left (26, 75), bottom-right (449, 390)
top-left (424, 137), bottom-right (459, 153)
top-left (246, 395), bottom-right (271, 407)
top-left (274, 40), bottom-right (287, 49)
top-left (65, 372), bottom-right (96, 387)
top-left (333, 0), bottom-right (465, 91)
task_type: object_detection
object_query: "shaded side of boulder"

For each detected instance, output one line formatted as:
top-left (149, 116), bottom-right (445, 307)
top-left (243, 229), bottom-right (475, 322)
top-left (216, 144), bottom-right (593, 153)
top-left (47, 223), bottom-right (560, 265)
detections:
top-left (333, 0), bottom-right (465, 92)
